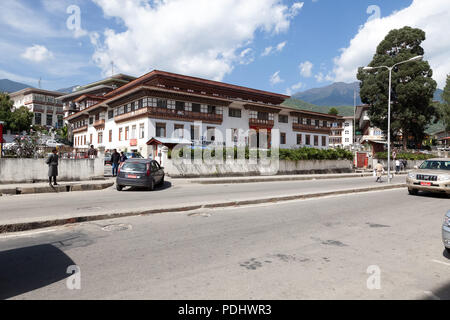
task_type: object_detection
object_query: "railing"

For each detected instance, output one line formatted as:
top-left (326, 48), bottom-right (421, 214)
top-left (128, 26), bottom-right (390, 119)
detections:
top-left (114, 107), bottom-right (223, 124)
top-left (249, 118), bottom-right (274, 127)
top-left (72, 125), bottom-right (88, 133)
top-left (293, 123), bottom-right (330, 134)
top-left (93, 119), bottom-right (105, 129)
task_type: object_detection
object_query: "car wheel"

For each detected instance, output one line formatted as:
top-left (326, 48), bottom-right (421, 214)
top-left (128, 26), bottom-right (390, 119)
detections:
top-left (446, 247), bottom-right (450, 254)
top-left (116, 184), bottom-right (123, 191)
top-left (148, 179), bottom-right (155, 191)
top-left (158, 175), bottom-right (165, 186)
top-left (408, 189), bottom-right (418, 195)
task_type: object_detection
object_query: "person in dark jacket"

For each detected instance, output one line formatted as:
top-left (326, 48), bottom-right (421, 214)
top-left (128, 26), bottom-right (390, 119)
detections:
top-left (46, 148), bottom-right (59, 186)
top-left (120, 152), bottom-right (128, 164)
top-left (111, 149), bottom-right (120, 177)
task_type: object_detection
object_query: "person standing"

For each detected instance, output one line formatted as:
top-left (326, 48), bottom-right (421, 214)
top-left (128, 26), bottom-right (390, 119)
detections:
top-left (111, 149), bottom-right (120, 177)
top-left (46, 148), bottom-right (59, 186)
top-left (395, 159), bottom-right (401, 174)
top-left (88, 145), bottom-right (97, 159)
top-left (375, 161), bottom-right (384, 183)
top-left (120, 151), bottom-right (128, 165)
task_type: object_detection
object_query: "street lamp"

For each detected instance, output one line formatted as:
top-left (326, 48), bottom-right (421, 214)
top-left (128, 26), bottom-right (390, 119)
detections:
top-left (363, 55), bottom-right (423, 183)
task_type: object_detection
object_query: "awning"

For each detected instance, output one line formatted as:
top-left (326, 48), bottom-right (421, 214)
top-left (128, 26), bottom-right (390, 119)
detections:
top-left (146, 137), bottom-right (192, 146)
top-left (438, 136), bottom-right (450, 141)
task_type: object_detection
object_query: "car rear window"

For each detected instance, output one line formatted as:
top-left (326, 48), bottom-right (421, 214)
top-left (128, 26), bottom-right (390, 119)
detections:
top-left (121, 162), bottom-right (147, 172)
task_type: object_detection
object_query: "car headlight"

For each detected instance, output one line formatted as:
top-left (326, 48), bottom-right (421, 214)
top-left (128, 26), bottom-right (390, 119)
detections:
top-left (408, 172), bottom-right (415, 179)
top-left (444, 215), bottom-right (450, 227)
top-left (438, 174), bottom-right (450, 181)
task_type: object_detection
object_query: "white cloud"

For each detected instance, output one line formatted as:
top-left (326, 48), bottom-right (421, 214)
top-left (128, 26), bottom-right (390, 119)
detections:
top-left (314, 71), bottom-right (333, 83)
top-left (299, 60), bottom-right (313, 77)
top-left (239, 48), bottom-right (255, 65)
top-left (270, 71), bottom-right (283, 85)
top-left (92, 0), bottom-right (303, 80)
top-left (21, 45), bottom-right (54, 63)
top-left (332, 0), bottom-right (450, 88)
top-left (285, 81), bottom-right (303, 95)
top-left (261, 41), bottom-right (287, 57)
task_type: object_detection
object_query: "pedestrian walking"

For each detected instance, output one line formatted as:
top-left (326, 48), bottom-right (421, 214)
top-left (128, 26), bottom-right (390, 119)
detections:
top-left (111, 149), bottom-right (120, 177)
top-left (88, 145), bottom-right (97, 159)
top-left (395, 159), bottom-right (400, 174)
top-left (403, 159), bottom-right (408, 171)
top-left (375, 161), bottom-right (384, 183)
top-left (46, 148), bottom-right (59, 186)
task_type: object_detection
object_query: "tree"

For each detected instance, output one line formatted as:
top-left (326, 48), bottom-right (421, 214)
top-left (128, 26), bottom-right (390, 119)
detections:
top-left (440, 74), bottom-right (450, 132)
top-left (328, 107), bottom-right (339, 116)
top-left (0, 93), bottom-right (13, 129)
top-left (357, 26), bottom-right (437, 150)
top-left (9, 106), bottom-right (33, 132)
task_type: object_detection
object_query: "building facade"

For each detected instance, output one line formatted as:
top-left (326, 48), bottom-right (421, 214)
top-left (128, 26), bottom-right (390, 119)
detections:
top-left (9, 88), bottom-right (64, 128)
top-left (66, 70), bottom-right (343, 159)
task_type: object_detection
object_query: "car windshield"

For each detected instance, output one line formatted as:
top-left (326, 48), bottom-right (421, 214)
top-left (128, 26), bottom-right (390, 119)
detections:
top-left (121, 162), bottom-right (147, 172)
top-left (419, 160), bottom-right (450, 170)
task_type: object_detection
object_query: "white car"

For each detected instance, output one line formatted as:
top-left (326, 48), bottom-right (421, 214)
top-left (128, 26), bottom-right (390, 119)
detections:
top-left (45, 139), bottom-right (64, 148)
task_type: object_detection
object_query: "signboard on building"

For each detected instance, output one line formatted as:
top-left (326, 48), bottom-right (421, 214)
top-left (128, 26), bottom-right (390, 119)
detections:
top-left (130, 139), bottom-right (137, 146)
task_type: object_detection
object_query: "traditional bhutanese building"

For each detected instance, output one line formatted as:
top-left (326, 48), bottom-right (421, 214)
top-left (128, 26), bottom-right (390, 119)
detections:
top-left (65, 70), bottom-right (343, 160)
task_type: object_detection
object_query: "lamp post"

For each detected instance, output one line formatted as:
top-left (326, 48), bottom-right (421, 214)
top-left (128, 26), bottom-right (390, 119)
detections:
top-left (363, 55), bottom-right (423, 183)
top-left (0, 121), bottom-right (4, 158)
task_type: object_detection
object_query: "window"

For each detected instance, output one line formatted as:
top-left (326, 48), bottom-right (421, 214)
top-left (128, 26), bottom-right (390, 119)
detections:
top-left (323, 120), bottom-right (327, 128)
top-left (138, 99), bottom-right (143, 109)
top-left (229, 108), bottom-right (241, 118)
top-left (192, 103), bottom-right (201, 113)
top-left (315, 120), bottom-right (319, 127)
top-left (98, 132), bottom-right (103, 144)
top-left (207, 105), bottom-right (216, 114)
top-left (125, 127), bottom-right (129, 140)
top-left (34, 113), bottom-right (42, 125)
top-left (175, 101), bottom-right (185, 111)
top-left (345, 122), bottom-right (350, 127)
top-left (109, 130), bottom-right (112, 142)
top-left (322, 136), bottom-right (326, 146)
top-left (156, 123), bottom-right (166, 138)
top-left (305, 135), bottom-right (310, 145)
top-left (130, 102), bottom-right (135, 112)
top-left (279, 115), bottom-right (288, 123)
top-left (119, 128), bottom-right (123, 141)
top-left (157, 99), bottom-right (167, 108)
top-left (280, 132), bottom-right (286, 145)
top-left (131, 125), bottom-right (137, 139)
top-left (174, 124), bottom-right (184, 138)
top-left (306, 118), bottom-right (311, 126)
top-left (297, 134), bottom-right (302, 145)
top-left (345, 138), bottom-right (350, 142)
top-left (207, 127), bottom-right (215, 141)
top-left (345, 130), bottom-right (349, 135)
top-left (314, 135), bottom-right (319, 146)
top-left (46, 114), bottom-right (53, 126)
top-left (108, 110), bottom-right (114, 119)
top-left (139, 124), bottom-right (145, 139)
top-left (57, 116), bottom-right (63, 128)
top-left (89, 117), bottom-right (94, 125)
top-left (190, 125), bottom-right (200, 140)
top-left (258, 112), bottom-right (269, 120)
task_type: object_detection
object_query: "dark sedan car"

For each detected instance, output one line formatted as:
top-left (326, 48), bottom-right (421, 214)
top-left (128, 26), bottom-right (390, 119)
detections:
top-left (116, 159), bottom-right (165, 191)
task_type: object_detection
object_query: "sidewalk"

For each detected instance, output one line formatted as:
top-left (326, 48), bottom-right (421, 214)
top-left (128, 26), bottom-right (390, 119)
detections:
top-left (0, 179), bottom-right (115, 196)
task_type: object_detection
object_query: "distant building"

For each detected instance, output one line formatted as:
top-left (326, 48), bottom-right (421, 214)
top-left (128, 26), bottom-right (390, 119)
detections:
top-left (9, 88), bottom-right (64, 128)
top-left (355, 104), bottom-right (385, 154)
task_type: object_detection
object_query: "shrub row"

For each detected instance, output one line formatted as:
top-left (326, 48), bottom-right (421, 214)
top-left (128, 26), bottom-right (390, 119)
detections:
top-left (375, 152), bottom-right (435, 161)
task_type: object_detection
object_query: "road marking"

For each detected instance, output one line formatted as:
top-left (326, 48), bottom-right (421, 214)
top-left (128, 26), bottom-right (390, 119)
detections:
top-left (431, 259), bottom-right (450, 267)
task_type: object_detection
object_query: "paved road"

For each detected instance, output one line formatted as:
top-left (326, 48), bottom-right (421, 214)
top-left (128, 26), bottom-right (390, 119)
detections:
top-left (0, 188), bottom-right (448, 299)
top-left (0, 176), bottom-right (405, 224)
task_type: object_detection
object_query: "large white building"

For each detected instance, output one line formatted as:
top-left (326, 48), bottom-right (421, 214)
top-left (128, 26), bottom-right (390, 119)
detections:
top-left (9, 88), bottom-right (64, 129)
top-left (66, 70), bottom-right (343, 160)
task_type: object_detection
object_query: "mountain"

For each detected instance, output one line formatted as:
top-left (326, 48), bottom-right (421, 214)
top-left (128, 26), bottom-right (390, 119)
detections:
top-left (282, 98), bottom-right (355, 117)
top-left (292, 82), bottom-right (361, 107)
top-left (57, 85), bottom-right (79, 94)
top-left (0, 79), bottom-right (32, 93)
top-left (293, 82), bottom-right (444, 106)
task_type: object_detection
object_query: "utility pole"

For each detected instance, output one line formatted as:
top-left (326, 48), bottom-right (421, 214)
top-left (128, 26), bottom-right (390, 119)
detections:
top-left (111, 61), bottom-right (115, 76)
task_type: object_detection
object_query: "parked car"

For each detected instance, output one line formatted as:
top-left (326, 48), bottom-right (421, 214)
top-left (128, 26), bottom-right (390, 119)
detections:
top-left (104, 153), bottom-right (112, 165)
top-left (406, 158), bottom-right (450, 195)
top-left (443, 210), bottom-right (450, 254)
top-left (116, 159), bottom-right (165, 191)
top-left (45, 139), bottom-right (64, 148)
top-left (124, 152), bottom-right (143, 159)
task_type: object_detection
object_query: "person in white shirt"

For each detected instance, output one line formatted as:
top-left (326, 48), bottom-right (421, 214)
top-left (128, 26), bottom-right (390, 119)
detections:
top-left (395, 159), bottom-right (401, 174)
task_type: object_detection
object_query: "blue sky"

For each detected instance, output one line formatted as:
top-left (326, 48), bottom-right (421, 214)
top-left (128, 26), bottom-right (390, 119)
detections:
top-left (0, 0), bottom-right (448, 93)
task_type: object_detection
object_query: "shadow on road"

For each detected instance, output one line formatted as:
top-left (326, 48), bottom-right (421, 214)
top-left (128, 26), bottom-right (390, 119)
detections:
top-left (121, 181), bottom-right (172, 192)
top-left (0, 244), bottom-right (75, 299)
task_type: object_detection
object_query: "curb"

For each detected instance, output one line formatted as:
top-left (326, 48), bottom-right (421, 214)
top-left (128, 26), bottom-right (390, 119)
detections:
top-left (190, 172), bottom-right (407, 184)
top-left (0, 182), bottom-right (114, 196)
top-left (0, 183), bottom-right (405, 234)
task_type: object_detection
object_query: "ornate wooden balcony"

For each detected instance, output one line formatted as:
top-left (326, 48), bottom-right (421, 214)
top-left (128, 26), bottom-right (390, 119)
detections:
top-left (72, 125), bottom-right (88, 133)
top-left (293, 123), bottom-right (330, 134)
top-left (114, 107), bottom-right (223, 124)
top-left (249, 118), bottom-right (274, 128)
top-left (93, 119), bottom-right (105, 130)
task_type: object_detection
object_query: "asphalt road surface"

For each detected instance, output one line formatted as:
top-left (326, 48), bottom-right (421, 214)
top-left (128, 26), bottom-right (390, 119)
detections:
top-left (0, 176), bottom-right (404, 224)
top-left (0, 188), bottom-right (449, 299)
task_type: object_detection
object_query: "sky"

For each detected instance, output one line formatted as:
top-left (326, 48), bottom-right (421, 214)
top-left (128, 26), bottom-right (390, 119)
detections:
top-left (0, 0), bottom-right (449, 94)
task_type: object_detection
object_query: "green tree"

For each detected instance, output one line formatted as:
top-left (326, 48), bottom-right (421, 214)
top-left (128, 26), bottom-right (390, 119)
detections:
top-left (0, 93), bottom-right (13, 129)
top-left (9, 106), bottom-right (33, 132)
top-left (328, 107), bottom-right (339, 116)
top-left (357, 26), bottom-right (437, 150)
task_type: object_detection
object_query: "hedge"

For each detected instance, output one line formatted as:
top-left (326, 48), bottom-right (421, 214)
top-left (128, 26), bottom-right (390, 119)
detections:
top-left (168, 147), bottom-right (353, 161)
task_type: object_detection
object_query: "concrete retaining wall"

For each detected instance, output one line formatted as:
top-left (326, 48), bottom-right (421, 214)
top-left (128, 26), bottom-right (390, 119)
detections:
top-left (165, 159), bottom-right (353, 178)
top-left (0, 157), bottom-right (104, 184)
top-left (372, 159), bottom-right (425, 170)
